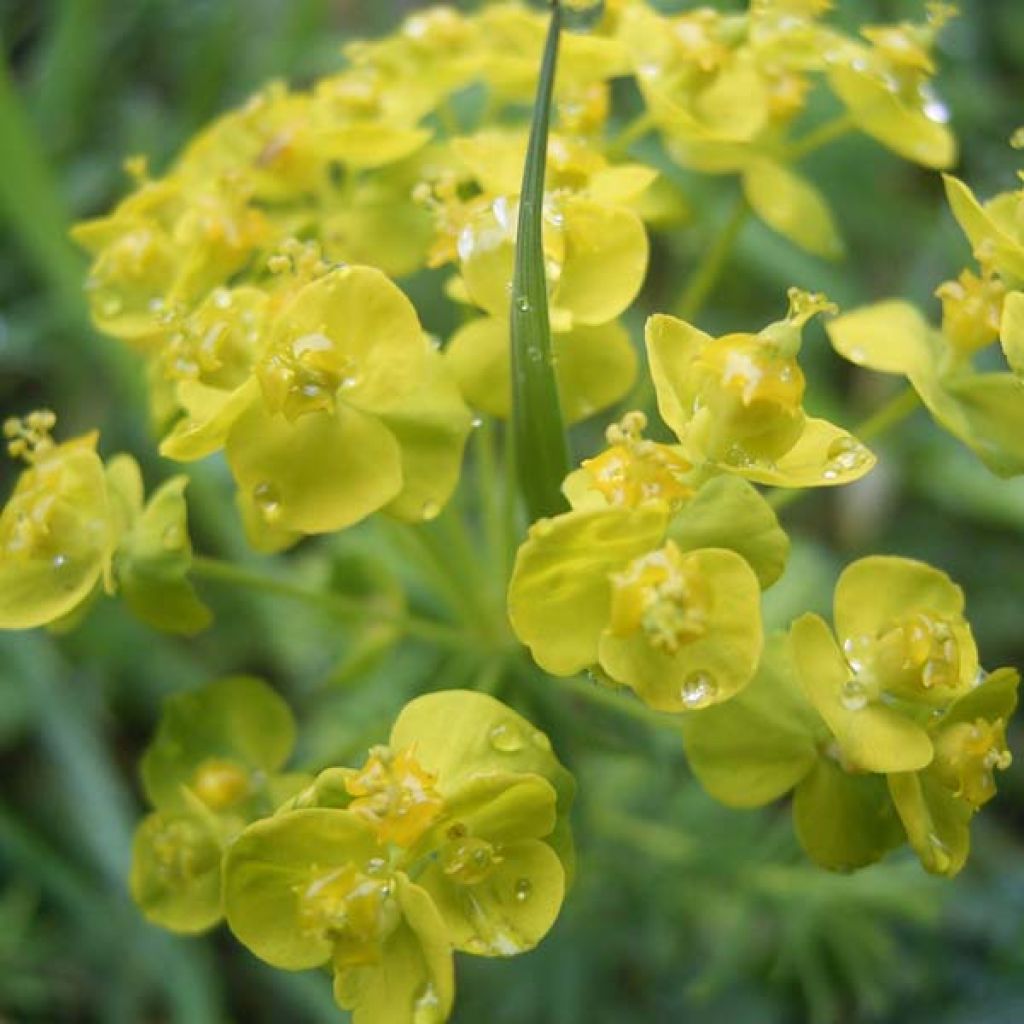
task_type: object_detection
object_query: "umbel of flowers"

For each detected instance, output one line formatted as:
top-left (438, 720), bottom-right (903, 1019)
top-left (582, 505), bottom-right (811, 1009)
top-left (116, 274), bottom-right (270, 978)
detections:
top-left (1, 2), bottom-right (1021, 1022)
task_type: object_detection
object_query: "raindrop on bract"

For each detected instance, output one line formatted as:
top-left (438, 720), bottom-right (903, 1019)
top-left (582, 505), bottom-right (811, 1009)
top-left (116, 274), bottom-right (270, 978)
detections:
top-left (531, 729), bottom-right (552, 752)
top-left (840, 678), bottom-right (868, 711)
top-left (488, 722), bottom-right (524, 753)
top-left (412, 982), bottom-right (442, 1024)
top-left (680, 671), bottom-right (717, 708)
top-left (252, 481), bottom-right (283, 524)
top-left (513, 877), bottom-right (532, 903)
top-left (826, 435), bottom-right (868, 472)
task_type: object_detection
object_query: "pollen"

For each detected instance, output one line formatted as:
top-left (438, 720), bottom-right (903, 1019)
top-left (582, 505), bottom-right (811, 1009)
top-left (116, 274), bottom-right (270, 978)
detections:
top-left (345, 745), bottom-right (444, 848)
top-left (609, 541), bottom-right (710, 654)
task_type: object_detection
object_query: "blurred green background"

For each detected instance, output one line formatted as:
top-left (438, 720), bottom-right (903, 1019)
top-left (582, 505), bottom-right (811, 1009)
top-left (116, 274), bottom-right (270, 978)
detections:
top-left (3, 0), bottom-right (1024, 1021)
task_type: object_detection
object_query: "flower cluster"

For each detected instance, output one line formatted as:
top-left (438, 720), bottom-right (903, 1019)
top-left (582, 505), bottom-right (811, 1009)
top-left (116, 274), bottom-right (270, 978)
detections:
top-left (829, 157), bottom-right (1024, 476)
top-left (683, 557), bottom-right (1017, 876)
top-left (133, 682), bottom-right (574, 1024)
top-left (508, 287), bottom-right (876, 712)
top-left (0, 411), bottom-right (207, 634)
top-left (1, 2), bottom-right (1019, 1022)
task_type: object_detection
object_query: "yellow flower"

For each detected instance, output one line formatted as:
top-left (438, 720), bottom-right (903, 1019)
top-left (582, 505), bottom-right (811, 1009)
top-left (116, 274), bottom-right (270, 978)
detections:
top-left (647, 288), bottom-right (876, 487)
top-left (0, 412), bottom-right (116, 630)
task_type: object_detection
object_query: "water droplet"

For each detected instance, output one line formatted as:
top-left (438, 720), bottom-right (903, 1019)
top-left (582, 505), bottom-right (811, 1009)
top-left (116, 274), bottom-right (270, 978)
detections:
top-left (513, 878), bottom-right (532, 903)
top-left (488, 722), bottom-right (524, 753)
top-left (420, 500), bottom-right (440, 520)
top-left (840, 678), bottom-right (868, 711)
top-left (973, 668), bottom-right (988, 688)
top-left (849, 346), bottom-right (867, 363)
top-left (921, 92), bottom-right (950, 125)
top-left (826, 435), bottom-right (869, 473)
top-left (366, 856), bottom-right (387, 875)
top-left (723, 445), bottom-right (751, 468)
top-left (822, 467), bottom-right (839, 480)
top-left (680, 671), bottom-right (717, 708)
top-left (842, 634), bottom-right (872, 673)
top-left (926, 831), bottom-right (952, 873)
top-left (413, 982), bottom-right (442, 1024)
top-left (212, 288), bottom-right (232, 309)
top-left (470, 415), bottom-right (483, 429)
top-left (531, 730), bottom-right (552, 752)
top-left (252, 481), bottom-right (282, 524)
top-left (51, 553), bottom-right (69, 570)
top-left (516, 296), bottom-right (531, 313)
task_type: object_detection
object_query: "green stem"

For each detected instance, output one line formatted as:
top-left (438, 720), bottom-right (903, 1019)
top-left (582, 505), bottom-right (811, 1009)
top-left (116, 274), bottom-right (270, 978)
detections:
top-left (607, 109), bottom-right (657, 158)
top-left (674, 193), bottom-right (750, 321)
top-left (190, 555), bottom-right (471, 649)
top-left (625, 192), bottom-right (750, 415)
top-left (559, 673), bottom-right (682, 731)
top-left (509, 1), bottom-right (570, 521)
top-left (767, 386), bottom-right (921, 511)
top-left (475, 417), bottom-right (505, 582)
top-left (783, 112), bottom-right (857, 163)
top-left (853, 384), bottom-right (920, 442)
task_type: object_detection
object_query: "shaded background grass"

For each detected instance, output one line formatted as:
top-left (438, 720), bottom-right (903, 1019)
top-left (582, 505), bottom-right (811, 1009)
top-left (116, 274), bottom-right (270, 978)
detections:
top-left (2, 1), bottom-right (1024, 1021)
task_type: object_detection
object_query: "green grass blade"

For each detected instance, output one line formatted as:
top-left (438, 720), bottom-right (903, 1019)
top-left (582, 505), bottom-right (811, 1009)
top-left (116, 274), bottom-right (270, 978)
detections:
top-left (509, 2), bottom-right (570, 522)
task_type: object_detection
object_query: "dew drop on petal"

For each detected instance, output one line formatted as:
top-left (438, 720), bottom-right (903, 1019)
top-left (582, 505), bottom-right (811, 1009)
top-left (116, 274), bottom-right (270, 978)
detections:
top-left (420, 500), bottom-right (440, 520)
top-left (840, 678), bottom-right (868, 711)
top-left (488, 721), bottom-right (524, 753)
top-left (842, 634), bottom-right (872, 673)
top-left (927, 831), bottom-right (952, 873)
top-left (413, 982), bottom-right (442, 1024)
top-left (531, 729), bottom-right (552, 752)
top-left (680, 671), bottom-right (717, 708)
top-left (513, 878), bottom-right (533, 903)
top-left (252, 481), bottom-right (282, 524)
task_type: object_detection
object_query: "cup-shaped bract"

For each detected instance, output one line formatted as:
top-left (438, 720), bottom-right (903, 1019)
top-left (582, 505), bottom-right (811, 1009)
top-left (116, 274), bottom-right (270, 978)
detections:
top-left (223, 265), bottom-right (472, 541)
top-left (0, 417), bottom-right (117, 630)
top-left (647, 290), bottom-right (877, 488)
top-left (131, 676), bottom-right (304, 933)
top-left (889, 667), bottom-right (1019, 878)
top-left (224, 690), bottom-right (574, 1024)
top-left (508, 499), bottom-right (765, 713)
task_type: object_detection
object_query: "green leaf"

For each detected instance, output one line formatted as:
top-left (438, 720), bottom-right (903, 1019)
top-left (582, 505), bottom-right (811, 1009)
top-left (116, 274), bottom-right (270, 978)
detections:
top-left (794, 758), bottom-right (904, 871)
top-left (667, 475), bottom-right (789, 588)
top-left (682, 635), bottom-right (824, 807)
top-left (115, 475), bottom-right (212, 635)
top-left (510, 2), bottom-right (570, 520)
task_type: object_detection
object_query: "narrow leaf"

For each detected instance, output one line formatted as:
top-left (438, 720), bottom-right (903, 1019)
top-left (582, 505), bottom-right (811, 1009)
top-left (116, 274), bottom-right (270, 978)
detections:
top-left (510, 3), bottom-right (571, 521)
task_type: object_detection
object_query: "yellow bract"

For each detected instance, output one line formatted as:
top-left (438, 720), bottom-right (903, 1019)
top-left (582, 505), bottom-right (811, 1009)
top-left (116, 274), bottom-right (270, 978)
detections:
top-left (647, 289), bottom-right (876, 488)
top-left (0, 415), bottom-right (115, 630)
